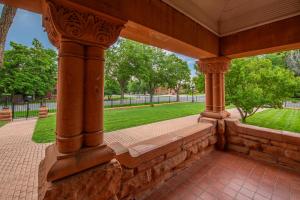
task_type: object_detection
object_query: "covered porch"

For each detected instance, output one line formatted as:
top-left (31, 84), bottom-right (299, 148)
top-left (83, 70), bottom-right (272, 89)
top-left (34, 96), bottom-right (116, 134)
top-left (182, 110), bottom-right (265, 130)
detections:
top-left (0, 0), bottom-right (299, 200)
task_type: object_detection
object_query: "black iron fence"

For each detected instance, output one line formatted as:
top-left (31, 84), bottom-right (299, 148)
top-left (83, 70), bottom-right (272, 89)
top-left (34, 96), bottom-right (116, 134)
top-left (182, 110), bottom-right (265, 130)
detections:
top-left (0, 95), bottom-right (205, 120)
top-left (0, 97), bottom-right (56, 120)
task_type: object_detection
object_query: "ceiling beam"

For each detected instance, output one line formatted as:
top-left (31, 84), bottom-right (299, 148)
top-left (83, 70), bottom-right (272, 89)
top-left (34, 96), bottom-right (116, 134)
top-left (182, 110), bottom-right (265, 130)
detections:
top-left (220, 15), bottom-right (300, 58)
top-left (0, 0), bottom-right (42, 13)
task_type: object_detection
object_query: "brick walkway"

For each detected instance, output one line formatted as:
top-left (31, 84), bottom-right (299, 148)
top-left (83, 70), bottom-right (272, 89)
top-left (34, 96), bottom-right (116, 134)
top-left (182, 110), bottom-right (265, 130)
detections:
top-left (146, 151), bottom-right (300, 200)
top-left (0, 119), bottom-right (48, 200)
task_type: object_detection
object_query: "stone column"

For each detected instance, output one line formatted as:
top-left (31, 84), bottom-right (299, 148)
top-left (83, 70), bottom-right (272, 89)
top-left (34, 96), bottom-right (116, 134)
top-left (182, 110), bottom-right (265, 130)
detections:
top-left (198, 57), bottom-right (230, 119)
top-left (56, 40), bottom-right (85, 153)
top-left (205, 73), bottom-right (213, 112)
top-left (39, 0), bottom-right (126, 184)
top-left (83, 46), bottom-right (105, 147)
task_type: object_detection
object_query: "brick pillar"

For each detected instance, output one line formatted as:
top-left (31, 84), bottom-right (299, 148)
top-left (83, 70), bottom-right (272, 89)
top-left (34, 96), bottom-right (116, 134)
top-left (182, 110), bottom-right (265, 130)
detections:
top-left (198, 57), bottom-right (230, 119)
top-left (0, 108), bottom-right (12, 122)
top-left (38, 106), bottom-right (48, 118)
top-left (39, 0), bottom-right (126, 183)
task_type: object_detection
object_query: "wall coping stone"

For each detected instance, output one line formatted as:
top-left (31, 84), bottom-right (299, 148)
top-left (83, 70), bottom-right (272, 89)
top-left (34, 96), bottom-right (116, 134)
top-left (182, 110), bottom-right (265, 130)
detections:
top-left (225, 118), bottom-right (300, 146)
top-left (109, 122), bottom-right (213, 168)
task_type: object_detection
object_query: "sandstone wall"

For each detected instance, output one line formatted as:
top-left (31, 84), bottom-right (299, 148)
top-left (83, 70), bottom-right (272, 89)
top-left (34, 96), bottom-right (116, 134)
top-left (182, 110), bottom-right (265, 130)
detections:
top-left (225, 119), bottom-right (300, 172)
top-left (110, 121), bottom-right (218, 200)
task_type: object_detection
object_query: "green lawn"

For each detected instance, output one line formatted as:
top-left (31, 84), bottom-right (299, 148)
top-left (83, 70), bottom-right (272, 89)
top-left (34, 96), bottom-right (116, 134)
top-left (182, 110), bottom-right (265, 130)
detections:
top-left (32, 102), bottom-right (205, 143)
top-left (246, 108), bottom-right (300, 133)
top-left (0, 121), bottom-right (7, 128)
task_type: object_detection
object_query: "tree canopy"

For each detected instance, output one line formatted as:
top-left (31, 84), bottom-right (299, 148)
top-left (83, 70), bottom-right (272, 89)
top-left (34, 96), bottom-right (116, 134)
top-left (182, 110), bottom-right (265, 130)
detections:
top-left (0, 39), bottom-right (57, 98)
top-left (226, 57), bottom-right (298, 121)
top-left (105, 38), bottom-right (191, 102)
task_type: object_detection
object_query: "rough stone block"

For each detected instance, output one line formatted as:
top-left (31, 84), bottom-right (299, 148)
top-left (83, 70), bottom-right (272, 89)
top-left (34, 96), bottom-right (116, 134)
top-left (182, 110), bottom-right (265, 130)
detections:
top-left (186, 145), bottom-right (198, 156)
top-left (138, 155), bottom-right (165, 172)
top-left (122, 168), bottom-right (135, 180)
top-left (39, 159), bottom-right (122, 200)
top-left (153, 151), bottom-right (187, 178)
top-left (270, 141), bottom-right (287, 148)
top-left (166, 147), bottom-right (182, 159)
top-left (240, 134), bottom-right (269, 144)
top-left (200, 139), bottom-right (209, 149)
top-left (278, 157), bottom-right (300, 172)
top-left (243, 138), bottom-right (261, 149)
top-left (120, 169), bottom-right (152, 199)
top-left (208, 135), bottom-right (217, 145)
top-left (262, 144), bottom-right (284, 156)
top-left (227, 136), bottom-right (243, 145)
top-left (249, 150), bottom-right (277, 163)
top-left (227, 144), bottom-right (249, 154)
top-left (284, 150), bottom-right (300, 162)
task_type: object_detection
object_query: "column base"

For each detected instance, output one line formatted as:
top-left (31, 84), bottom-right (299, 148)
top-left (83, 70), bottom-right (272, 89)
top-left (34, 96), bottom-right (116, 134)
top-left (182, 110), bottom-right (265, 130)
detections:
top-left (38, 157), bottom-right (122, 200)
top-left (201, 110), bottom-right (230, 119)
top-left (40, 143), bottom-right (115, 182)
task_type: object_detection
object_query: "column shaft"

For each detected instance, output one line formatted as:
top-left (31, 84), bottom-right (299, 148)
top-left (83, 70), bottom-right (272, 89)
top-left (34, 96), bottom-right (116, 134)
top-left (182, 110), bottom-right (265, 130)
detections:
top-left (205, 73), bottom-right (213, 111)
top-left (212, 73), bottom-right (222, 112)
top-left (220, 73), bottom-right (225, 110)
top-left (83, 46), bottom-right (105, 147)
top-left (56, 41), bottom-right (84, 154)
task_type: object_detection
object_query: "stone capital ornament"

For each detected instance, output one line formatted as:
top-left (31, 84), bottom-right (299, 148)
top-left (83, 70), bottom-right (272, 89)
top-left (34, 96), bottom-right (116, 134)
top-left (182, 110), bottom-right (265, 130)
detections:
top-left (198, 57), bottom-right (230, 74)
top-left (42, 0), bottom-right (126, 48)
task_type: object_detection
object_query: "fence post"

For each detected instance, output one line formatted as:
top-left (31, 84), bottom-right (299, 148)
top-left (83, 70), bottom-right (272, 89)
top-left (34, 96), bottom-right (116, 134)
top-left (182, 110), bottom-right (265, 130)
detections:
top-left (144, 97), bottom-right (146, 104)
top-left (187, 95), bottom-right (188, 101)
top-left (12, 103), bottom-right (15, 120)
top-left (26, 101), bottom-right (29, 119)
top-left (158, 96), bottom-right (160, 104)
top-left (111, 99), bottom-right (113, 108)
top-left (169, 96), bottom-right (171, 103)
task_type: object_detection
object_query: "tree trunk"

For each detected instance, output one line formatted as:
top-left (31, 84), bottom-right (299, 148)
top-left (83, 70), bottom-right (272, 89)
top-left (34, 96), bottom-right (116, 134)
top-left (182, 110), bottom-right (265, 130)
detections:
top-left (150, 93), bottom-right (153, 103)
top-left (0, 5), bottom-right (17, 67)
top-left (120, 89), bottom-right (125, 104)
top-left (176, 91), bottom-right (179, 102)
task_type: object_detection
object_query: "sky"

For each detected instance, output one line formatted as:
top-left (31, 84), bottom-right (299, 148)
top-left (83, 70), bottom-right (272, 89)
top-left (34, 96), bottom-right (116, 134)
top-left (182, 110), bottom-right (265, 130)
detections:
top-left (1, 5), bottom-right (197, 76)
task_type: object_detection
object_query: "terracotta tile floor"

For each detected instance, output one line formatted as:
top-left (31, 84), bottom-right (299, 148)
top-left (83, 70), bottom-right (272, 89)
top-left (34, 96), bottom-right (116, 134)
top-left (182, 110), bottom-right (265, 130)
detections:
top-left (145, 151), bottom-right (300, 200)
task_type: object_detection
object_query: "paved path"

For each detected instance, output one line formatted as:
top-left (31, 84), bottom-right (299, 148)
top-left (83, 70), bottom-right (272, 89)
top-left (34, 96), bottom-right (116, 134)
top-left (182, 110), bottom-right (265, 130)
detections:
top-left (0, 119), bottom-right (48, 200)
top-left (0, 108), bottom-right (266, 200)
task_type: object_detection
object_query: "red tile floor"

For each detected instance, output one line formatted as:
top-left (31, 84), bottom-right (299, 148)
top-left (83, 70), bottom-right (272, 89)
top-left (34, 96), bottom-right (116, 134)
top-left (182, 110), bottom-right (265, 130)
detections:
top-left (145, 151), bottom-right (300, 200)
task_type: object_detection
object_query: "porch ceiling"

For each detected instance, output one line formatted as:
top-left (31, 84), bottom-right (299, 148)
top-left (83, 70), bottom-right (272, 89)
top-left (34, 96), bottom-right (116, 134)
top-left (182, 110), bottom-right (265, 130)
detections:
top-left (1, 0), bottom-right (300, 59)
top-left (162, 0), bottom-right (300, 37)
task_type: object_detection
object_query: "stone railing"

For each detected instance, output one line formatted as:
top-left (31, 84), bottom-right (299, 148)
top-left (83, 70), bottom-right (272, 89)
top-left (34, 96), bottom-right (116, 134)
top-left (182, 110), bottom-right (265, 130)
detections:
top-left (110, 121), bottom-right (217, 200)
top-left (225, 118), bottom-right (300, 172)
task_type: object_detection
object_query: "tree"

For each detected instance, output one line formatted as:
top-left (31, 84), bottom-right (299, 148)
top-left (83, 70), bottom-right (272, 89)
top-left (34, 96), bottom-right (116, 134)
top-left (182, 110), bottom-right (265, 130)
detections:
top-left (106, 39), bottom-right (142, 102)
top-left (0, 39), bottom-right (57, 99)
top-left (226, 57), bottom-right (298, 122)
top-left (192, 63), bottom-right (205, 94)
top-left (165, 54), bottom-right (190, 101)
top-left (104, 78), bottom-right (119, 100)
top-left (0, 5), bottom-right (17, 67)
top-left (127, 79), bottom-right (147, 94)
top-left (135, 45), bottom-right (167, 102)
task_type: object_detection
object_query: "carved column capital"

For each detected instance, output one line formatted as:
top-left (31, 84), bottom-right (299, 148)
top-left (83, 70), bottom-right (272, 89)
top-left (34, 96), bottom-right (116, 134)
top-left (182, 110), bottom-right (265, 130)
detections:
top-left (197, 57), bottom-right (230, 74)
top-left (42, 0), bottom-right (126, 48)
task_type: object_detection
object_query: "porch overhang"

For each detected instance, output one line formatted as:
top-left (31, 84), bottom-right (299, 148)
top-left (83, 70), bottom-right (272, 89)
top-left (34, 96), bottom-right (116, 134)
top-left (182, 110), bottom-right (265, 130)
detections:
top-left (1, 0), bottom-right (299, 59)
